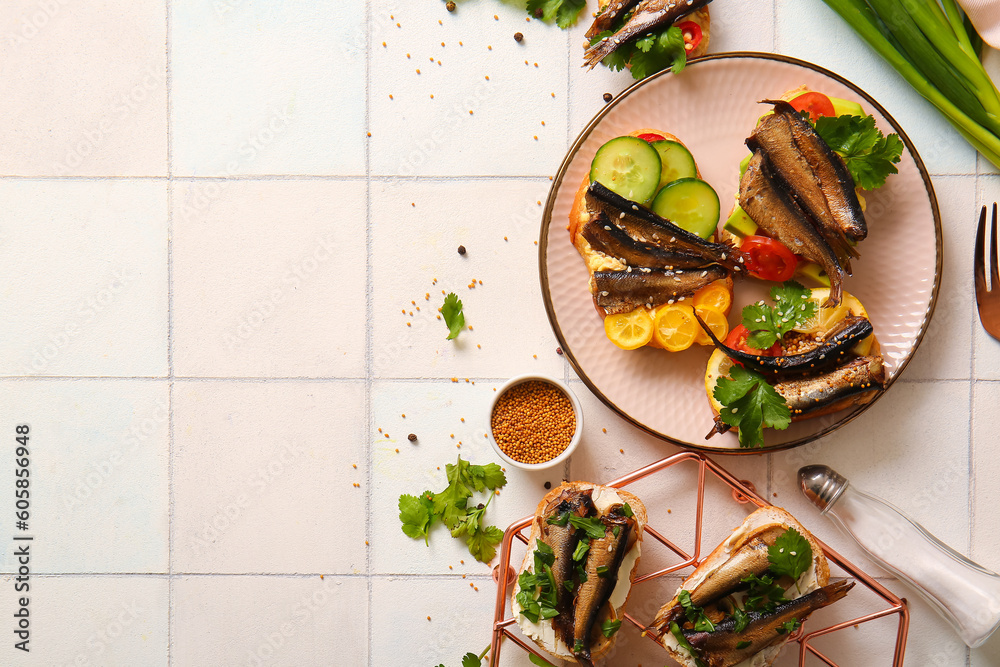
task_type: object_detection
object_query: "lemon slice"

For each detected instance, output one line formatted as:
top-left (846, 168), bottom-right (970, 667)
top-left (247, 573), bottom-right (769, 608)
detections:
top-left (705, 349), bottom-right (734, 415)
top-left (604, 308), bottom-right (654, 350)
top-left (693, 280), bottom-right (733, 315)
top-left (653, 305), bottom-right (698, 352)
top-left (693, 306), bottom-right (730, 347)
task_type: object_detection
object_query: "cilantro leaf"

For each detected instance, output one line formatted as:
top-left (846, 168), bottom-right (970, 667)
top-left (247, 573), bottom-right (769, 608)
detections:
top-left (528, 654), bottom-right (556, 667)
top-left (441, 292), bottom-right (465, 340)
top-left (461, 653), bottom-right (482, 667)
top-left (568, 514), bottom-right (606, 540)
top-left (628, 26), bottom-right (686, 80)
top-left (669, 622), bottom-right (705, 666)
top-left (466, 524), bottom-right (504, 563)
top-left (468, 462), bottom-right (506, 492)
top-left (572, 538), bottom-right (590, 562)
top-left (736, 640), bottom-right (752, 649)
top-left (433, 484), bottom-right (470, 530)
top-left (398, 492), bottom-right (435, 544)
top-left (589, 30), bottom-right (629, 72)
top-left (741, 573), bottom-right (788, 612)
top-left (814, 114), bottom-right (903, 190)
top-left (601, 619), bottom-right (623, 638)
top-left (713, 365), bottom-right (791, 448)
top-left (733, 608), bottom-right (750, 633)
top-left (434, 456), bottom-right (477, 528)
top-left (777, 618), bottom-right (801, 635)
top-left (451, 502), bottom-right (487, 538)
top-left (546, 512), bottom-right (570, 526)
top-left (526, 0), bottom-right (586, 29)
top-left (768, 528), bottom-right (813, 581)
top-left (678, 589), bottom-right (715, 632)
top-left (401, 456), bottom-right (509, 561)
top-left (742, 280), bottom-right (815, 350)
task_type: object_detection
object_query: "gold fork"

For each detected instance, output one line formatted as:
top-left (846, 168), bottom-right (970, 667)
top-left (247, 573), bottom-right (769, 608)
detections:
top-left (975, 203), bottom-right (1000, 341)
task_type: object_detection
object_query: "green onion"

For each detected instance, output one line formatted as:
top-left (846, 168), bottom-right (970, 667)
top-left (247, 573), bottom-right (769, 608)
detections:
top-left (822, 0), bottom-right (1000, 169)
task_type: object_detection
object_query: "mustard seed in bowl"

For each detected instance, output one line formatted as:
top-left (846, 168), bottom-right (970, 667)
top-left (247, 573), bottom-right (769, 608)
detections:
top-left (490, 380), bottom-right (576, 465)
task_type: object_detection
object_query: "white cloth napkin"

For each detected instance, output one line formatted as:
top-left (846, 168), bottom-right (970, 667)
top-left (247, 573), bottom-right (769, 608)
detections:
top-left (960, 0), bottom-right (1000, 49)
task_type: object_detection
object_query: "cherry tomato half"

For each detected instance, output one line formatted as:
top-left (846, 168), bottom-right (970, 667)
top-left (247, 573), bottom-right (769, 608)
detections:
top-left (741, 235), bottom-right (798, 282)
top-left (677, 21), bottom-right (703, 53)
top-left (789, 91), bottom-right (835, 123)
top-left (637, 133), bottom-right (665, 143)
top-left (725, 325), bottom-right (782, 358)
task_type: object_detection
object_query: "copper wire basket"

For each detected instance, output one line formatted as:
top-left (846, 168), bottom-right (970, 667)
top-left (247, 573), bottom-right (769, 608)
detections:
top-left (489, 451), bottom-right (909, 666)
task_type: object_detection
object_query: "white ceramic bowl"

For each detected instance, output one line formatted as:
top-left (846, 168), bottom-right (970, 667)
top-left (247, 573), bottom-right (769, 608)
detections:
top-left (486, 374), bottom-right (583, 471)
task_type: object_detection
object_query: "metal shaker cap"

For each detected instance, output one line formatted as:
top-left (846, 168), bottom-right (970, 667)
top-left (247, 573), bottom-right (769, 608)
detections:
top-left (798, 465), bottom-right (849, 513)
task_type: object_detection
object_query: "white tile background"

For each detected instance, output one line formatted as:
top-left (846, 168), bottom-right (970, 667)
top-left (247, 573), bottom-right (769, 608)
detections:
top-left (0, 0), bottom-right (998, 665)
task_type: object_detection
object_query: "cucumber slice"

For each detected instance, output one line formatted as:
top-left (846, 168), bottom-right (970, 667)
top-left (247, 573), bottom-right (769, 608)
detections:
top-left (650, 140), bottom-right (697, 189)
top-left (590, 136), bottom-right (661, 204)
top-left (650, 178), bottom-right (720, 239)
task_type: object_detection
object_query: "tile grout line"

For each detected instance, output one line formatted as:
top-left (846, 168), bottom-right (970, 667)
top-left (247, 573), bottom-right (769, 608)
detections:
top-left (0, 172), bottom-right (982, 182)
top-left (1, 375), bottom-right (985, 383)
top-left (0, 174), bottom-right (559, 182)
top-left (364, 2), bottom-right (374, 666)
top-left (968, 166), bottom-right (979, 667)
top-left (165, 1), bottom-right (174, 664)
top-left (564, 25), bottom-right (572, 483)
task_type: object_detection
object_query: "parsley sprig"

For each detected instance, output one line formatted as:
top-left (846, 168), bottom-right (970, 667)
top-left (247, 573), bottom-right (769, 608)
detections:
top-left (741, 280), bottom-right (816, 350)
top-left (398, 456), bottom-right (507, 562)
top-left (814, 114), bottom-right (903, 191)
top-left (441, 292), bottom-right (465, 340)
top-left (713, 365), bottom-right (791, 448)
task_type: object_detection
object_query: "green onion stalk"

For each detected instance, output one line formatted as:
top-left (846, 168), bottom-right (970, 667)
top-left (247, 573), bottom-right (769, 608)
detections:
top-left (822, 0), bottom-right (1000, 168)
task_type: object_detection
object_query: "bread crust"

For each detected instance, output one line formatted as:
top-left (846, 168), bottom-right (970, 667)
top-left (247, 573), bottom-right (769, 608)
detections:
top-left (512, 481), bottom-right (647, 664)
top-left (658, 506), bottom-right (829, 667)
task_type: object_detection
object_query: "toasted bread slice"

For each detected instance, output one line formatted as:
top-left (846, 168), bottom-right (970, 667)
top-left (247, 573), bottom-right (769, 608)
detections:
top-left (656, 506), bottom-right (829, 667)
top-left (512, 482), bottom-right (647, 664)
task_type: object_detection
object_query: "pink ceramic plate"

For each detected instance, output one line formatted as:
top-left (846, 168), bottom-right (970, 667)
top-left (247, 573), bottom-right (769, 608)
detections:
top-left (539, 53), bottom-right (942, 454)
